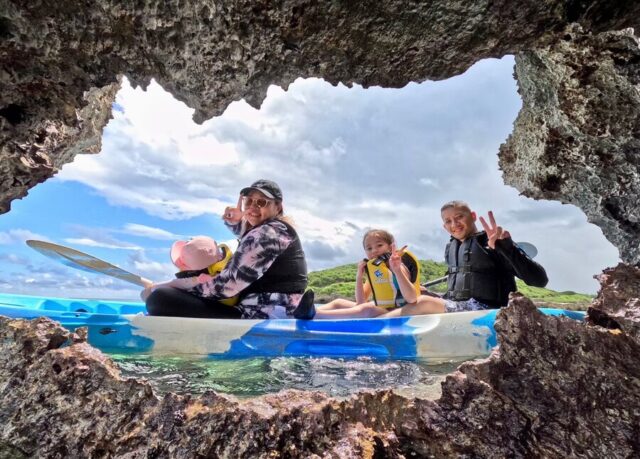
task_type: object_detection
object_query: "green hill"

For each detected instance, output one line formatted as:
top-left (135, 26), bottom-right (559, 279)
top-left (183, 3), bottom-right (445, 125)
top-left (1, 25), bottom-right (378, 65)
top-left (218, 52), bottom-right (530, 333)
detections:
top-left (309, 260), bottom-right (594, 310)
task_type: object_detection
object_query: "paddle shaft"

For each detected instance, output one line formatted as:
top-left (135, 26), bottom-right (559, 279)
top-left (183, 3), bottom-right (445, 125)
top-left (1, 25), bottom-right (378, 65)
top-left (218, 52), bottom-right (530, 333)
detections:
top-left (26, 240), bottom-right (153, 288)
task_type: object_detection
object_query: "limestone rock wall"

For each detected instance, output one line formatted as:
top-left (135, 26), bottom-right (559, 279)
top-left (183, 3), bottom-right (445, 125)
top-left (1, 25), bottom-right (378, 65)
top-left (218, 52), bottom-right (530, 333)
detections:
top-left (589, 263), bottom-right (640, 341)
top-left (1, 285), bottom-right (639, 457)
top-left (1, 0), bottom-right (639, 219)
top-left (2, 1), bottom-right (640, 456)
top-left (501, 26), bottom-right (640, 264)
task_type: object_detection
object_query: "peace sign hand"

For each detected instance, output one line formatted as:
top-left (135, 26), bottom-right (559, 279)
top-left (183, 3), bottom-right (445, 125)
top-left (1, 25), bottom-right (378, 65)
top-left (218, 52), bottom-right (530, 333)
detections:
top-left (388, 244), bottom-right (407, 274)
top-left (479, 210), bottom-right (511, 249)
top-left (222, 194), bottom-right (244, 224)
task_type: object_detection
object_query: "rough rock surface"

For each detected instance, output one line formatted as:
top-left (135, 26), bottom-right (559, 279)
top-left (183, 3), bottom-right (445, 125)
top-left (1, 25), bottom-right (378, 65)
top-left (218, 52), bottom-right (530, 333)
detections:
top-left (588, 263), bottom-right (640, 342)
top-left (0, 81), bottom-right (120, 213)
top-left (2, 1), bottom-right (640, 457)
top-left (1, 0), bottom-right (640, 214)
top-left (501, 26), bottom-right (640, 264)
top-left (2, 292), bottom-right (639, 457)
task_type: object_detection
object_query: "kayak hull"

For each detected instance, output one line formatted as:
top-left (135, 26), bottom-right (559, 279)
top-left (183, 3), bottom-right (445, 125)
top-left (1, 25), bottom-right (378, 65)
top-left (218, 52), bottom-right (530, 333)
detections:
top-left (0, 293), bottom-right (585, 361)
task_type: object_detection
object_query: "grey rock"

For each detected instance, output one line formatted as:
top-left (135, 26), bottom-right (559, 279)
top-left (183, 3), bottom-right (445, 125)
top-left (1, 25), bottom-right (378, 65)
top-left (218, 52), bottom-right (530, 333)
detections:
top-left (589, 262), bottom-right (640, 343)
top-left (501, 25), bottom-right (640, 264)
top-left (1, 289), bottom-right (639, 457)
top-left (2, 1), bottom-right (640, 457)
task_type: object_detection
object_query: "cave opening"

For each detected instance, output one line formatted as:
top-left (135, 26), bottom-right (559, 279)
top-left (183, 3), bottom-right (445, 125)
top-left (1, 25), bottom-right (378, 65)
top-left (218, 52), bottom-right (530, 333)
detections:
top-left (0, 56), bottom-right (619, 302)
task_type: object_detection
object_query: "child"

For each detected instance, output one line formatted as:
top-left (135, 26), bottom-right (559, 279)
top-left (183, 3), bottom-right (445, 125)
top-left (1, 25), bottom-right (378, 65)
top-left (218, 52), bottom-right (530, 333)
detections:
top-left (140, 236), bottom-right (234, 302)
top-left (295, 229), bottom-right (422, 319)
top-left (379, 201), bottom-right (547, 317)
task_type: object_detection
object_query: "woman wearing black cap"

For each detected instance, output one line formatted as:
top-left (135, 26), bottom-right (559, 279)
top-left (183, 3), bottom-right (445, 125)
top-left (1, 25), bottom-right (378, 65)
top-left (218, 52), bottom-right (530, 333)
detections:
top-left (145, 179), bottom-right (311, 319)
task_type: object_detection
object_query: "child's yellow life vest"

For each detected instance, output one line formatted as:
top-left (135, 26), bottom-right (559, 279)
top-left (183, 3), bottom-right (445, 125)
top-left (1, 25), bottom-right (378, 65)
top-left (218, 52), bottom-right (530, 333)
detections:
top-left (364, 250), bottom-right (421, 309)
top-left (206, 244), bottom-right (238, 306)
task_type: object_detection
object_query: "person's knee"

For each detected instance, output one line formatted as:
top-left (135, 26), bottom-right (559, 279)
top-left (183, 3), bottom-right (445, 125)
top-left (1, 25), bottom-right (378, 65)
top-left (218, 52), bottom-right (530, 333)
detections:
top-left (357, 303), bottom-right (383, 318)
top-left (413, 296), bottom-right (446, 314)
top-left (324, 299), bottom-right (341, 309)
top-left (321, 298), bottom-right (352, 310)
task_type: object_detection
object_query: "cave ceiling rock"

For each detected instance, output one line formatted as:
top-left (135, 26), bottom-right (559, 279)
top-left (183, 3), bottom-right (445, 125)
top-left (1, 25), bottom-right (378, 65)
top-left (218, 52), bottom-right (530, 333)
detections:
top-left (0, 80), bottom-right (120, 213)
top-left (1, 0), bottom-right (640, 254)
top-left (501, 25), bottom-right (640, 264)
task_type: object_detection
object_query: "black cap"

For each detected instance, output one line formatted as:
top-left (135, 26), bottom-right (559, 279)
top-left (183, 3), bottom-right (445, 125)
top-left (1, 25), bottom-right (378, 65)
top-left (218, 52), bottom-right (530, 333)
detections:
top-left (240, 179), bottom-right (283, 201)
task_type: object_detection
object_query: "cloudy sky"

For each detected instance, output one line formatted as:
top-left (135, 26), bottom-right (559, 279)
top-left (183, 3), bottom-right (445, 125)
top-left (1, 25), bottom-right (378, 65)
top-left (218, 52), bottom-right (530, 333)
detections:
top-left (0, 56), bottom-right (620, 300)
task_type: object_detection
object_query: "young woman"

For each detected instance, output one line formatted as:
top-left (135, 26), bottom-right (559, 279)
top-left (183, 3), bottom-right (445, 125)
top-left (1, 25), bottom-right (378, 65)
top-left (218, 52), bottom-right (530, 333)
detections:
top-left (145, 179), bottom-right (309, 319)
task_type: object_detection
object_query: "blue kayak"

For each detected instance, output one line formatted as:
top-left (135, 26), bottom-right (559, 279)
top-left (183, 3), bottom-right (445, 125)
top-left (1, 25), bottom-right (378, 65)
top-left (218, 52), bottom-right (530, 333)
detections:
top-left (0, 292), bottom-right (585, 361)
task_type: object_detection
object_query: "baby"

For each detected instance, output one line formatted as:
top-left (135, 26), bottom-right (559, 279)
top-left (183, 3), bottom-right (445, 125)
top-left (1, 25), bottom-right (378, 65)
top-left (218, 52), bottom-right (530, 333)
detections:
top-left (140, 236), bottom-right (233, 301)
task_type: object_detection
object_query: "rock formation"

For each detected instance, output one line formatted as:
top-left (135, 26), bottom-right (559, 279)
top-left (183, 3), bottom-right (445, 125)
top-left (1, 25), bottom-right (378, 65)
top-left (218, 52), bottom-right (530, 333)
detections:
top-left (501, 26), bottom-right (640, 264)
top-left (1, 287), bottom-right (639, 457)
top-left (1, 0), bottom-right (640, 456)
top-left (3, 0), bottom-right (639, 260)
top-left (588, 263), bottom-right (640, 341)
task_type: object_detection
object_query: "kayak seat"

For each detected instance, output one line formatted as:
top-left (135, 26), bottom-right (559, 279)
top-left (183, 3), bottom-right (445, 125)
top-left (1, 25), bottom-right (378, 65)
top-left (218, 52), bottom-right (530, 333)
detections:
top-left (95, 304), bottom-right (118, 315)
top-left (38, 299), bottom-right (67, 312)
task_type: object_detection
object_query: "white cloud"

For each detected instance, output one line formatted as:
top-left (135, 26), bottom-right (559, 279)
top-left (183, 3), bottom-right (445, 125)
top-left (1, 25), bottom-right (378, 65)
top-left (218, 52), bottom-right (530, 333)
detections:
top-left (121, 223), bottom-right (182, 240)
top-left (419, 178), bottom-right (440, 189)
top-left (3, 267), bottom-right (142, 301)
top-left (0, 253), bottom-right (30, 265)
top-left (53, 57), bottom-right (620, 293)
top-left (64, 238), bottom-right (141, 250)
top-left (0, 229), bottom-right (49, 245)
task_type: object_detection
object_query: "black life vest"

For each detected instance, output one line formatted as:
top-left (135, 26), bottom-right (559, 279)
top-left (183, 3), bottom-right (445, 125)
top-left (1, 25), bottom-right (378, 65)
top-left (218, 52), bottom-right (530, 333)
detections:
top-left (444, 232), bottom-right (516, 307)
top-left (242, 219), bottom-right (308, 295)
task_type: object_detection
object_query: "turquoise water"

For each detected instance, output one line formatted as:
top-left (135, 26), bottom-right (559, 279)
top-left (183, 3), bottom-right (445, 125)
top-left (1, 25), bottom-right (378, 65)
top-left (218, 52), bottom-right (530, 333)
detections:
top-left (112, 355), bottom-right (462, 399)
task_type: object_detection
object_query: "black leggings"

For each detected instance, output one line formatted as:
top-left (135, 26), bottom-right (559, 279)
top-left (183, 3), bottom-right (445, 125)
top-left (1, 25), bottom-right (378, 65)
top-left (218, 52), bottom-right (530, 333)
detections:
top-left (145, 287), bottom-right (242, 319)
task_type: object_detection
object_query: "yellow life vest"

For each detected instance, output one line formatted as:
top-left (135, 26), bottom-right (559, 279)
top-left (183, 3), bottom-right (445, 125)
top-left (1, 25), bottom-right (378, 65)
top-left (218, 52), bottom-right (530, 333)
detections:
top-left (206, 244), bottom-right (238, 306)
top-left (364, 250), bottom-right (421, 309)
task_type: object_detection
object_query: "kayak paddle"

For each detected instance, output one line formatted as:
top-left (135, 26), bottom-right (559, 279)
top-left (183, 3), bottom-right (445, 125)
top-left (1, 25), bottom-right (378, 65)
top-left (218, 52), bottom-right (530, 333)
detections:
top-left (515, 241), bottom-right (538, 259)
top-left (26, 240), bottom-right (153, 288)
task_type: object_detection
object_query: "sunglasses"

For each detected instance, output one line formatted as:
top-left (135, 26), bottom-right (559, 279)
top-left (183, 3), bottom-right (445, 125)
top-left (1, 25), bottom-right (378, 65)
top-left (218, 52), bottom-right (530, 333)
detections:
top-left (243, 197), bottom-right (273, 209)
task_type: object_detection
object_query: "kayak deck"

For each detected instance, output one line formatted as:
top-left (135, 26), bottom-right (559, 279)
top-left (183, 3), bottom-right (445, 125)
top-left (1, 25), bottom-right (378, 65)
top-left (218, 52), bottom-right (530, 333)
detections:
top-left (0, 292), bottom-right (585, 361)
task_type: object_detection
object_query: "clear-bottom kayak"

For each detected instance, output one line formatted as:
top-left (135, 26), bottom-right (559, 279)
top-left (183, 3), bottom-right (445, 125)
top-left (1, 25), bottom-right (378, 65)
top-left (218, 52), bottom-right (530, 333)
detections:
top-left (0, 292), bottom-right (585, 361)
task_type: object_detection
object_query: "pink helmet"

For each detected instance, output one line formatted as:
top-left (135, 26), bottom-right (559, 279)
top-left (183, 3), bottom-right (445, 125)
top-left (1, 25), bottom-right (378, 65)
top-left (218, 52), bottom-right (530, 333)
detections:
top-left (170, 236), bottom-right (221, 271)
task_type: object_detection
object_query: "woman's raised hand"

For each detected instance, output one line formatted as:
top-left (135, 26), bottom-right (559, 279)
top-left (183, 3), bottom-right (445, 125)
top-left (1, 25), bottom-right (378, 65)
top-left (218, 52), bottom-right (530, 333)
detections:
top-left (479, 210), bottom-right (511, 249)
top-left (223, 195), bottom-right (244, 224)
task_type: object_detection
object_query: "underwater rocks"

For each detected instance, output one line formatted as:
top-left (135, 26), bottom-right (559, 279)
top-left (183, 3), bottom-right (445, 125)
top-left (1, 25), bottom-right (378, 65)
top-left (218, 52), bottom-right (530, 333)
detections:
top-left (1, 291), bottom-right (639, 457)
top-left (500, 26), bottom-right (640, 265)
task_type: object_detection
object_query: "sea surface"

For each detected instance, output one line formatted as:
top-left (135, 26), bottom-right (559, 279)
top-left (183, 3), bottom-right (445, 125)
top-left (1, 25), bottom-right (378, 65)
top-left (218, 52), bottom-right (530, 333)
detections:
top-left (112, 354), bottom-right (464, 400)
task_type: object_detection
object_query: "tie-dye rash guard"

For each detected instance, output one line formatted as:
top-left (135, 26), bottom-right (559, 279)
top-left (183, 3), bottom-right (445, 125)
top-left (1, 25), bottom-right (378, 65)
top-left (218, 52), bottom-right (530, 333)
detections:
top-left (190, 218), bottom-right (303, 319)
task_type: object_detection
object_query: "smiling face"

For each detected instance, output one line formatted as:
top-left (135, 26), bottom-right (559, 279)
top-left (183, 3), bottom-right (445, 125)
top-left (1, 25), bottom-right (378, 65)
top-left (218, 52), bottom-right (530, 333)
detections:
top-left (363, 235), bottom-right (393, 260)
top-left (441, 206), bottom-right (477, 241)
top-left (242, 190), bottom-right (282, 227)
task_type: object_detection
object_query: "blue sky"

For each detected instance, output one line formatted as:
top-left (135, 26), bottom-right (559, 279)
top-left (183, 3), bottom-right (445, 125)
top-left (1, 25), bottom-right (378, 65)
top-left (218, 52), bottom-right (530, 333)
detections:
top-left (0, 56), bottom-right (619, 299)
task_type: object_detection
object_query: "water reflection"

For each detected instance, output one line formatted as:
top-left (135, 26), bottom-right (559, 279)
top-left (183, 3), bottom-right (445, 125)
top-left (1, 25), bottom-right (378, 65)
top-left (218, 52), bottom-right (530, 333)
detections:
top-left (112, 355), bottom-right (463, 399)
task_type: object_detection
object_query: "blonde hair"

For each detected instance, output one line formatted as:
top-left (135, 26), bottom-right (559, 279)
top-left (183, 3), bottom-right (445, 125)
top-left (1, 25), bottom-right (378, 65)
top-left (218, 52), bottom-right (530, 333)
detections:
top-left (362, 229), bottom-right (395, 248)
top-left (440, 200), bottom-right (472, 214)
